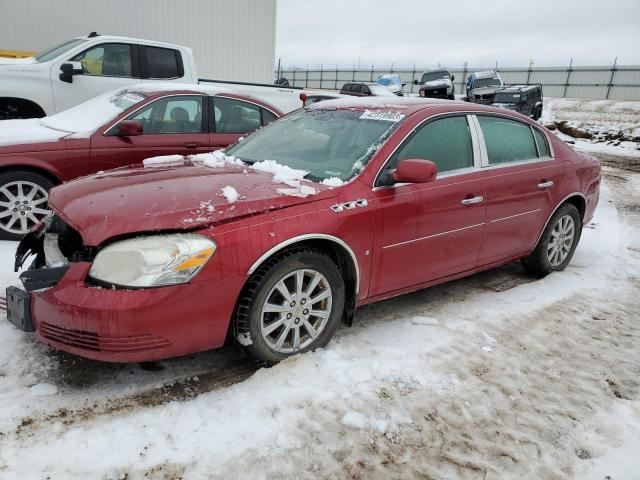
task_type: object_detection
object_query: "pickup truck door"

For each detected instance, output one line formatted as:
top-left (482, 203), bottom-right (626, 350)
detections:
top-left (91, 94), bottom-right (210, 171)
top-left (50, 42), bottom-right (141, 113)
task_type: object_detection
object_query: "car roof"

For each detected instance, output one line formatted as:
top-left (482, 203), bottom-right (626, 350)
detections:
top-left (498, 84), bottom-right (540, 93)
top-left (75, 34), bottom-right (190, 51)
top-left (308, 96), bottom-right (521, 116)
top-left (118, 83), bottom-right (283, 114)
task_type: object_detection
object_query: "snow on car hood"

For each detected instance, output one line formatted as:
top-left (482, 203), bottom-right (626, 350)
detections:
top-left (0, 88), bottom-right (142, 148)
top-left (48, 161), bottom-right (338, 246)
top-left (423, 79), bottom-right (450, 88)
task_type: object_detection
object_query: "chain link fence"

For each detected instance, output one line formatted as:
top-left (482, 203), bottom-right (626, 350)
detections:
top-left (276, 62), bottom-right (640, 100)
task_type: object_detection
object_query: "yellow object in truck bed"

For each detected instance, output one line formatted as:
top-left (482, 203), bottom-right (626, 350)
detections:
top-left (0, 49), bottom-right (36, 59)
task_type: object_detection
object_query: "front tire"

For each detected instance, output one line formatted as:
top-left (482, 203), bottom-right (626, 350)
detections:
top-left (233, 248), bottom-right (345, 364)
top-left (0, 171), bottom-right (53, 240)
top-left (522, 203), bottom-right (582, 277)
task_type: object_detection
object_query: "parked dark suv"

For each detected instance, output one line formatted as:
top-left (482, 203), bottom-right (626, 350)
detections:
top-left (413, 70), bottom-right (455, 99)
top-left (339, 82), bottom-right (396, 97)
top-left (491, 84), bottom-right (543, 120)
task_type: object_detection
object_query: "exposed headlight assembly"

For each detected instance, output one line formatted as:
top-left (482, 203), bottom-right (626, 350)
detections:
top-left (89, 234), bottom-right (216, 288)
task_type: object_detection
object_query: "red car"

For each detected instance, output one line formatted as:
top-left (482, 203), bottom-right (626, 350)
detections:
top-left (0, 84), bottom-right (282, 239)
top-left (7, 97), bottom-right (601, 364)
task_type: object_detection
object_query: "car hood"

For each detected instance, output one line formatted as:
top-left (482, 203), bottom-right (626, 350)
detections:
top-left (422, 79), bottom-right (450, 88)
top-left (48, 161), bottom-right (339, 246)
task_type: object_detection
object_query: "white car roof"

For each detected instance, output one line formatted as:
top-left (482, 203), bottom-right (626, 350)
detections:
top-left (75, 34), bottom-right (190, 51)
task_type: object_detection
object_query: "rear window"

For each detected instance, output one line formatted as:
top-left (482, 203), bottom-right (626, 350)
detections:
top-left (145, 46), bottom-right (182, 79)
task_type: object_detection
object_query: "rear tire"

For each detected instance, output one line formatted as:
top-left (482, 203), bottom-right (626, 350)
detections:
top-left (0, 170), bottom-right (53, 240)
top-left (533, 105), bottom-right (542, 120)
top-left (233, 248), bottom-right (345, 364)
top-left (522, 203), bottom-right (582, 277)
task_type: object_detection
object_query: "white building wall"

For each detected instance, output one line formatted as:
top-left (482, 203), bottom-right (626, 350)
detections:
top-left (0, 0), bottom-right (277, 82)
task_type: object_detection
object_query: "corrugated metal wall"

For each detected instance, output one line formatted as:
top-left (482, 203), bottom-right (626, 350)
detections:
top-left (0, 0), bottom-right (277, 82)
top-left (279, 65), bottom-right (640, 100)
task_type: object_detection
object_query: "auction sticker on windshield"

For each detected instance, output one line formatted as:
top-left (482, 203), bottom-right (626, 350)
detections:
top-left (359, 110), bottom-right (405, 122)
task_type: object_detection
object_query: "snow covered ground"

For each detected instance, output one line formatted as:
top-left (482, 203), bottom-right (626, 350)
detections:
top-left (0, 109), bottom-right (640, 480)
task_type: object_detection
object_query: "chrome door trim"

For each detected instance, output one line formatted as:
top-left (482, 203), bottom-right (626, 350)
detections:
top-left (461, 196), bottom-right (484, 205)
top-left (490, 208), bottom-right (541, 224)
top-left (383, 222), bottom-right (485, 249)
top-left (247, 233), bottom-right (361, 294)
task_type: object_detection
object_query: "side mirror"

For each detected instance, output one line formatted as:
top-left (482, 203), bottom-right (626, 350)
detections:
top-left (392, 159), bottom-right (437, 184)
top-left (402, 82), bottom-right (407, 87)
top-left (451, 74), bottom-right (455, 81)
top-left (117, 120), bottom-right (143, 137)
top-left (59, 61), bottom-right (83, 83)
top-left (299, 92), bottom-right (308, 106)
top-left (413, 79), bottom-right (419, 85)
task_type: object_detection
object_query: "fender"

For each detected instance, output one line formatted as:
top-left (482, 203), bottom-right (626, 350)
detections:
top-left (247, 233), bottom-right (361, 294)
top-left (534, 192), bottom-right (586, 246)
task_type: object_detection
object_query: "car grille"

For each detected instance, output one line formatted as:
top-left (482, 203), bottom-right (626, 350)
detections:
top-left (40, 322), bottom-right (171, 353)
top-left (423, 88), bottom-right (447, 98)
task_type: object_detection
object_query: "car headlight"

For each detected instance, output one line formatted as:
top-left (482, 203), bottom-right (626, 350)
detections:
top-left (89, 234), bottom-right (216, 288)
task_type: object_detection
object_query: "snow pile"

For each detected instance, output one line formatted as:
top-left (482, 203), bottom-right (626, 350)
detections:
top-left (276, 185), bottom-right (317, 198)
top-left (321, 177), bottom-right (345, 187)
top-left (30, 383), bottom-right (58, 397)
top-left (143, 154), bottom-right (185, 166)
top-left (542, 97), bottom-right (640, 157)
top-left (250, 160), bottom-right (309, 187)
top-left (190, 150), bottom-right (243, 168)
top-left (221, 186), bottom-right (239, 203)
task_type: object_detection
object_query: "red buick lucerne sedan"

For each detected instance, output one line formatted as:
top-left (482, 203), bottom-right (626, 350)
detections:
top-left (0, 84), bottom-right (281, 239)
top-left (7, 97), bottom-right (601, 364)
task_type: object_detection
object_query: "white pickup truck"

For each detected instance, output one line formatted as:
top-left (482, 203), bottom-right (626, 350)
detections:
top-left (0, 32), bottom-right (303, 119)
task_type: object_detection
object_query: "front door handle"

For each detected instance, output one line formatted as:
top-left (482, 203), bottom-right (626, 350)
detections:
top-left (461, 196), bottom-right (484, 205)
top-left (538, 180), bottom-right (554, 189)
top-left (183, 142), bottom-right (202, 149)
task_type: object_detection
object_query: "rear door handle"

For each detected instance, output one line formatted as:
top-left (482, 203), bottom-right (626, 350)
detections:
top-left (183, 142), bottom-right (201, 149)
top-left (461, 196), bottom-right (484, 205)
top-left (538, 180), bottom-right (554, 189)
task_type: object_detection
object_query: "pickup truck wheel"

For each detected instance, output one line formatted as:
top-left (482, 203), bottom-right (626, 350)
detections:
top-left (533, 105), bottom-right (543, 120)
top-left (448, 93), bottom-right (455, 100)
top-left (522, 203), bottom-right (582, 277)
top-left (0, 171), bottom-right (53, 240)
top-left (0, 99), bottom-right (45, 120)
top-left (234, 248), bottom-right (345, 364)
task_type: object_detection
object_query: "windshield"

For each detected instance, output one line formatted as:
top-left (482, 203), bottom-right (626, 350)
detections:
top-left (42, 90), bottom-right (147, 134)
top-left (421, 71), bottom-right (450, 83)
top-left (36, 38), bottom-right (86, 62)
top-left (493, 92), bottom-right (520, 103)
top-left (225, 108), bottom-right (405, 182)
top-left (377, 75), bottom-right (400, 86)
top-left (473, 77), bottom-right (501, 89)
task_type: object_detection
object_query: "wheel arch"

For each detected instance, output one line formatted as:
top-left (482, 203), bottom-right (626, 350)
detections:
top-left (0, 97), bottom-right (46, 119)
top-left (534, 192), bottom-right (586, 247)
top-left (0, 164), bottom-right (62, 187)
top-left (246, 234), bottom-right (360, 326)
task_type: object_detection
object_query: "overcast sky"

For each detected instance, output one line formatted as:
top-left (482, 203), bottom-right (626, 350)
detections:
top-left (275, 0), bottom-right (640, 68)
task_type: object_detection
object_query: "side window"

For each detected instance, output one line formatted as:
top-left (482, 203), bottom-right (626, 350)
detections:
top-left (532, 127), bottom-right (551, 158)
top-left (261, 108), bottom-right (278, 126)
top-left (145, 46), bottom-right (181, 79)
top-left (71, 43), bottom-right (132, 77)
top-left (213, 97), bottom-right (262, 134)
top-left (125, 96), bottom-right (204, 134)
top-left (477, 116), bottom-right (538, 165)
top-left (361, 85), bottom-right (371, 95)
top-left (393, 116), bottom-right (474, 175)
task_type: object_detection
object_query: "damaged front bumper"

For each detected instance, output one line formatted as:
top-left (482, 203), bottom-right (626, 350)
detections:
top-left (7, 215), bottom-right (244, 362)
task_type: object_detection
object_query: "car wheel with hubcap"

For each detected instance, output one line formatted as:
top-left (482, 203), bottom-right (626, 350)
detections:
top-left (522, 203), bottom-right (582, 277)
top-left (0, 171), bottom-right (53, 240)
top-left (234, 248), bottom-right (345, 364)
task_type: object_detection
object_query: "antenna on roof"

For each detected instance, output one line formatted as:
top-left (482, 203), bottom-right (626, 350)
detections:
top-left (88, 31), bottom-right (99, 38)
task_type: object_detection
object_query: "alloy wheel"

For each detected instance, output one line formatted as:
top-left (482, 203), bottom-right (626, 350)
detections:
top-left (547, 214), bottom-right (575, 266)
top-left (0, 181), bottom-right (50, 235)
top-left (260, 268), bottom-right (333, 354)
